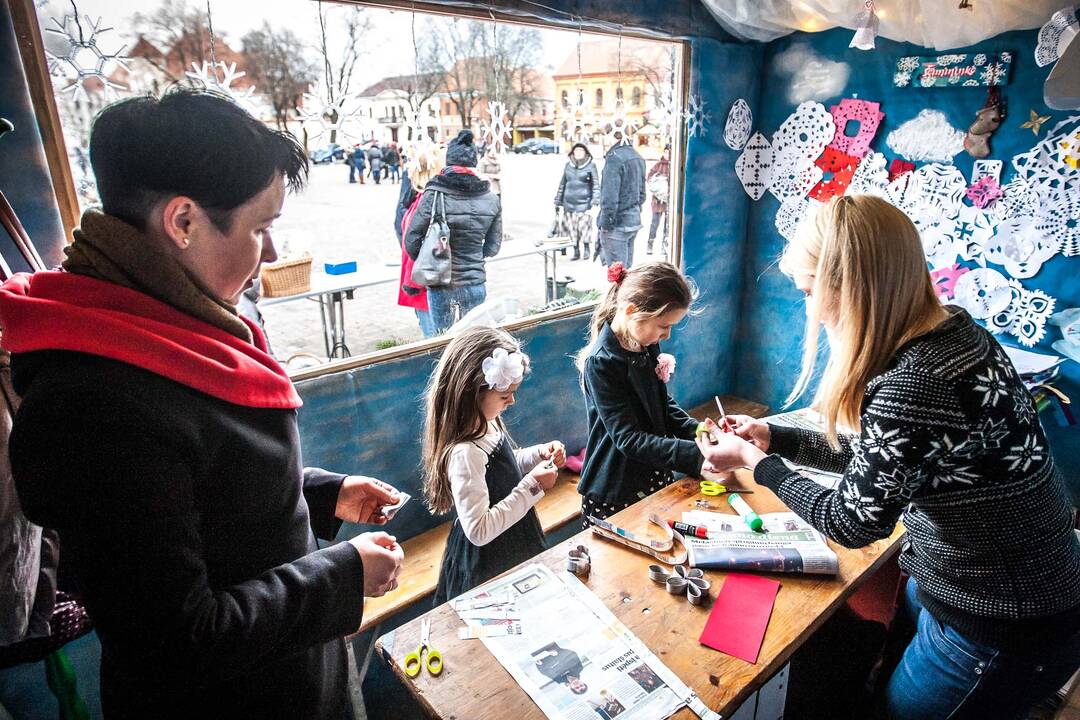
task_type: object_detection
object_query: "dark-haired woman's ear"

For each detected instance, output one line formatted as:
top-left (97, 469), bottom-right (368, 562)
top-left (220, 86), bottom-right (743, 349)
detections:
top-left (160, 196), bottom-right (197, 251)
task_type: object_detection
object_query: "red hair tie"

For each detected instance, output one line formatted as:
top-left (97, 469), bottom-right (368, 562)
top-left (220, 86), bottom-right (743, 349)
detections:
top-left (607, 262), bottom-right (627, 284)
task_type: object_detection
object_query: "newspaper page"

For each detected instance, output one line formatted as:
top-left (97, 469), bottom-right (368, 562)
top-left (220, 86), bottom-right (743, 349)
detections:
top-left (682, 510), bottom-right (839, 575)
top-left (451, 563), bottom-right (718, 720)
top-left (765, 408), bottom-right (844, 490)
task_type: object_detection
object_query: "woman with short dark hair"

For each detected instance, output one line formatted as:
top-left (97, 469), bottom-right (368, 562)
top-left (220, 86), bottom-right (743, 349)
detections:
top-left (0, 89), bottom-right (404, 719)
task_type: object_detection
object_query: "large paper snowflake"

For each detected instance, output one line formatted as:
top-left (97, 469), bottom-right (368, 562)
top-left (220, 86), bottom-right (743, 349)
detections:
top-left (45, 13), bottom-right (129, 102)
top-left (480, 100), bottom-right (513, 154)
top-left (560, 92), bottom-right (595, 145)
top-left (186, 61), bottom-right (259, 114)
top-left (604, 104), bottom-right (636, 147)
top-left (298, 92), bottom-right (362, 144)
top-left (979, 62), bottom-right (1007, 86)
top-left (685, 94), bottom-right (711, 139)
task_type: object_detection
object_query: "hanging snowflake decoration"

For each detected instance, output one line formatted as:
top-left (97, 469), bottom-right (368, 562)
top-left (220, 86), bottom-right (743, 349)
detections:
top-left (559, 91), bottom-right (595, 145)
top-left (186, 61), bottom-right (259, 115)
top-left (685, 94), bottom-right (711, 139)
top-left (649, 87), bottom-right (682, 143)
top-left (604, 102), bottom-right (637, 147)
top-left (403, 108), bottom-right (437, 168)
top-left (480, 100), bottom-right (513, 155)
top-left (298, 92), bottom-right (362, 144)
top-left (45, 13), bottom-right (129, 102)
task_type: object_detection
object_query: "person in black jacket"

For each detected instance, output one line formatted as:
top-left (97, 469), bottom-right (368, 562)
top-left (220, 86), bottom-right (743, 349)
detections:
top-left (554, 143), bottom-right (600, 261)
top-left (382, 142), bottom-right (400, 183)
top-left (404, 130), bottom-right (502, 333)
top-left (596, 127), bottom-right (646, 268)
top-left (0, 89), bottom-right (405, 719)
top-left (575, 261), bottom-right (706, 526)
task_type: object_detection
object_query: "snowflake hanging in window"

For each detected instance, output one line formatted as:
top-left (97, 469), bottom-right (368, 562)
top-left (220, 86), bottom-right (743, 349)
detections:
top-left (45, 13), bottom-right (129, 102)
top-left (185, 61), bottom-right (259, 115)
top-left (649, 87), bottom-right (682, 142)
top-left (480, 101), bottom-right (513, 154)
top-left (684, 94), bottom-right (710, 139)
top-left (298, 92), bottom-right (362, 144)
top-left (559, 93), bottom-right (594, 145)
top-left (604, 103), bottom-right (637, 147)
top-left (403, 108), bottom-right (437, 168)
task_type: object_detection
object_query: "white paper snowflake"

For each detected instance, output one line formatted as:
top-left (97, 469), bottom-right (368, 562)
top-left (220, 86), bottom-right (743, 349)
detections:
top-left (185, 61), bottom-right (258, 114)
top-left (920, 74), bottom-right (937, 88)
top-left (936, 54), bottom-right (967, 66)
top-left (480, 100), bottom-right (513, 154)
top-left (298, 92), bottom-right (362, 144)
top-left (649, 87), bottom-right (682, 143)
top-left (45, 13), bottom-right (129, 102)
top-left (560, 92), bottom-right (595, 145)
top-left (896, 56), bottom-right (920, 72)
top-left (604, 104), bottom-right (636, 147)
top-left (893, 71), bottom-right (911, 87)
top-left (973, 53), bottom-right (988, 66)
top-left (403, 109), bottom-right (438, 169)
top-left (684, 94), bottom-right (711, 139)
top-left (979, 63), bottom-right (1006, 86)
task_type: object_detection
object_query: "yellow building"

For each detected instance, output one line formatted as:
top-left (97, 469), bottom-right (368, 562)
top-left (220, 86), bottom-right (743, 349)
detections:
top-left (552, 38), bottom-right (674, 157)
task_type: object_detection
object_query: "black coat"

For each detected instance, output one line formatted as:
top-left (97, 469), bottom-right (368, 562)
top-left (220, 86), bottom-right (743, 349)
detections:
top-left (404, 171), bottom-right (503, 289)
top-left (579, 324), bottom-right (703, 505)
top-left (598, 144), bottom-right (646, 231)
top-left (554, 158), bottom-right (600, 214)
top-left (9, 350), bottom-right (365, 719)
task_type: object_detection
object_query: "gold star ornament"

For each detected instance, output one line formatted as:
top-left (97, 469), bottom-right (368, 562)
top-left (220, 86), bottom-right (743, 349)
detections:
top-left (1020, 109), bottom-right (1051, 135)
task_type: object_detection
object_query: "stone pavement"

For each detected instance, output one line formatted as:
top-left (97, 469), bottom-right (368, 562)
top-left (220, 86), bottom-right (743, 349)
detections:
top-left (258, 153), bottom-right (668, 364)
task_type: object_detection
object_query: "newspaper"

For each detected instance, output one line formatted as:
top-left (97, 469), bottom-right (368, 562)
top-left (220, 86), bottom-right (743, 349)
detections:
top-left (682, 510), bottom-right (839, 575)
top-left (765, 409), bottom-right (844, 490)
top-left (451, 563), bottom-right (719, 720)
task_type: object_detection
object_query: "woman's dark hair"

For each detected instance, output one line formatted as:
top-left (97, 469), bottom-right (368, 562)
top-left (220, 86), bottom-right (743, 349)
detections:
top-left (89, 88), bottom-right (308, 231)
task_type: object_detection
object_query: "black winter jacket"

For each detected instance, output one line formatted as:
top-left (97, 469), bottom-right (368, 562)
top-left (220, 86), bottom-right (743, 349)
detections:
top-left (598, 144), bottom-right (646, 231)
top-left (554, 158), bottom-right (600, 213)
top-left (579, 324), bottom-right (704, 505)
top-left (9, 350), bottom-right (365, 719)
top-left (404, 170), bottom-right (503, 289)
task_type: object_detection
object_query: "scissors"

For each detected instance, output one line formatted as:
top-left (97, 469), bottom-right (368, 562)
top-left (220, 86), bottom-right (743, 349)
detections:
top-left (699, 480), bottom-right (753, 496)
top-left (404, 618), bottom-right (444, 678)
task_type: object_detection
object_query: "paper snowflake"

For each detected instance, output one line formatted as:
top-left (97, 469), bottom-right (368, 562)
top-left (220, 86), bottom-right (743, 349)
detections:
top-left (973, 54), bottom-right (988, 66)
top-left (896, 56), bottom-right (920, 72)
top-left (480, 101), bottom-right (513, 154)
top-left (298, 92), bottom-right (362, 144)
top-left (186, 61), bottom-right (258, 114)
top-left (560, 92), bottom-right (595, 145)
top-left (684, 94), bottom-right (711, 139)
top-left (937, 54), bottom-right (966, 66)
top-left (965, 176), bottom-right (1003, 209)
top-left (979, 63), bottom-right (1007, 86)
top-left (650, 89), bottom-right (682, 142)
top-left (893, 71), bottom-right (911, 87)
top-left (403, 109), bottom-right (438, 168)
top-left (45, 13), bottom-right (129, 102)
top-left (604, 104), bottom-right (637, 147)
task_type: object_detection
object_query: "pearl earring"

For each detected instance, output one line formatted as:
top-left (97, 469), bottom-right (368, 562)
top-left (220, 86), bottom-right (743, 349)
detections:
top-left (181, 237), bottom-right (190, 247)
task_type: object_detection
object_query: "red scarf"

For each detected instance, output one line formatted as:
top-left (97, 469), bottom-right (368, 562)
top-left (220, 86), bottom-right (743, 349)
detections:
top-left (0, 271), bottom-right (301, 409)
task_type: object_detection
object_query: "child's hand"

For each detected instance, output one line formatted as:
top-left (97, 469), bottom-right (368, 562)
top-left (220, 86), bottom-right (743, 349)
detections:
top-left (529, 461), bottom-right (559, 491)
top-left (541, 441), bottom-right (566, 468)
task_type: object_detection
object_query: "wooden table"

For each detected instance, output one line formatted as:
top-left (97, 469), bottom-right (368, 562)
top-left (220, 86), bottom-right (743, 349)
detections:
top-left (376, 469), bottom-right (904, 719)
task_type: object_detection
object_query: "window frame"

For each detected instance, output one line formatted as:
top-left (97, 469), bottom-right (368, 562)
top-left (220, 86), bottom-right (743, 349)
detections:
top-left (12, 0), bottom-right (691, 382)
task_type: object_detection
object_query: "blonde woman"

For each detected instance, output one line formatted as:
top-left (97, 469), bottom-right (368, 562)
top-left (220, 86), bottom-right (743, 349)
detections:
top-left (395, 142), bottom-right (446, 337)
top-left (696, 195), bottom-right (1080, 718)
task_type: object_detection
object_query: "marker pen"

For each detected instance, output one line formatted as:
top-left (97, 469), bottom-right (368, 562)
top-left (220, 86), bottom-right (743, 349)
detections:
top-left (728, 494), bottom-right (764, 532)
top-left (667, 520), bottom-right (708, 539)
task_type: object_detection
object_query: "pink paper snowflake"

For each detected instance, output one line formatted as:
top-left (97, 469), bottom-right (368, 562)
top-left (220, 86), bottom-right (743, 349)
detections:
top-left (930, 264), bottom-right (971, 301)
top-left (965, 176), bottom-right (1003, 209)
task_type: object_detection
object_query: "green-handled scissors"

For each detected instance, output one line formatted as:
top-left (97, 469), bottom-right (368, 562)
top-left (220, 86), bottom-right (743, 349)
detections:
top-left (404, 618), bottom-right (443, 678)
top-left (699, 480), bottom-right (753, 496)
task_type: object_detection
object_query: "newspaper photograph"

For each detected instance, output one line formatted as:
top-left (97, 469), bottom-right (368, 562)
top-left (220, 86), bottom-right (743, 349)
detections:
top-left (451, 563), bottom-right (717, 720)
top-left (682, 510), bottom-right (839, 575)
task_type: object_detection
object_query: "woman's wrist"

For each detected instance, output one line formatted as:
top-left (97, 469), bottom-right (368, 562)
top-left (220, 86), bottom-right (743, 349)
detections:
top-left (741, 443), bottom-right (767, 470)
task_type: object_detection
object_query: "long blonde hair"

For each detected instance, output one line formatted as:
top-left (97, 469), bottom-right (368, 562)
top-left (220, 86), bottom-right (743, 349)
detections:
top-left (781, 194), bottom-right (947, 445)
top-left (407, 143), bottom-right (446, 191)
top-left (422, 326), bottom-right (530, 514)
top-left (576, 261), bottom-right (696, 371)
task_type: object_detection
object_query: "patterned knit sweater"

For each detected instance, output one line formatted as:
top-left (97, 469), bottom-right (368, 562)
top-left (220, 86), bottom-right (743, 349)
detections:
top-left (755, 309), bottom-right (1080, 651)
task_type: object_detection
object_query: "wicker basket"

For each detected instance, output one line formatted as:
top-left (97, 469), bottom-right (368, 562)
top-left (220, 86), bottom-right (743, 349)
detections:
top-left (260, 253), bottom-right (313, 297)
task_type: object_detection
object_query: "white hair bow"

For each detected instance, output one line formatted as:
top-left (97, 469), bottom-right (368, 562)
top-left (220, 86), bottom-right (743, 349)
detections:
top-left (482, 348), bottom-right (525, 391)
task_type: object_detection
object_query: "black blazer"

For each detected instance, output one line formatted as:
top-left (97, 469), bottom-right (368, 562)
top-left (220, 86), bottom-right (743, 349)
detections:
top-left (579, 324), bottom-right (703, 505)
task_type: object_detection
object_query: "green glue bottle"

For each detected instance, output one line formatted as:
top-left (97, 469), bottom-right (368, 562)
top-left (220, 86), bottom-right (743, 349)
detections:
top-left (728, 493), bottom-right (764, 532)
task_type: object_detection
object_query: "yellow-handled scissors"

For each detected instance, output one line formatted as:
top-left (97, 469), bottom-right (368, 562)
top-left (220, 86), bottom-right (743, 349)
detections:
top-left (700, 480), bottom-right (753, 496)
top-left (404, 618), bottom-right (443, 678)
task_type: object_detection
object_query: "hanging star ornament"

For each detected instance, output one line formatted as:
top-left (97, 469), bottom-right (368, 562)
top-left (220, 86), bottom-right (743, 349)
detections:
top-left (1020, 109), bottom-right (1052, 135)
top-left (45, 13), bottom-right (130, 102)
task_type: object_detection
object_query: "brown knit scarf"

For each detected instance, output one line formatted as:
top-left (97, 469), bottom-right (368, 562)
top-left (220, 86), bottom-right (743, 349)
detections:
top-left (62, 211), bottom-right (252, 343)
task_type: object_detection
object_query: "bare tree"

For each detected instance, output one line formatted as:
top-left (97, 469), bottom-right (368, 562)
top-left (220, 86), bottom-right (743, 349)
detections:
top-left (131, 0), bottom-right (211, 83)
top-left (312, 3), bottom-right (373, 143)
top-left (242, 23), bottom-right (318, 131)
top-left (478, 24), bottom-right (544, 127)
top-left (422, 18), bottom-right (485, 130)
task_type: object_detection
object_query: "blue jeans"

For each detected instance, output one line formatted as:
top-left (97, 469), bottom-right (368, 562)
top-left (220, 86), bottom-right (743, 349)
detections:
top-left (415, 308), bottom-right (437, 338)
top-left (426, 283), bottom-right (486, 334)
top-left (598, 227), bottom-right (638, 267)
top-left (886, 579), bottom-right (1080, 719)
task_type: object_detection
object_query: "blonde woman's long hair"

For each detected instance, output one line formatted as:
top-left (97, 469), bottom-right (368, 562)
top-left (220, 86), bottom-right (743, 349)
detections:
top-left (422, 326), bottom-right (530, 514)
top-left (781, 194), bottom-right (948, 446)
top-left (576, 261), bottom-right (696, 372)
top-left (407, 143), bottom-right (446, 192)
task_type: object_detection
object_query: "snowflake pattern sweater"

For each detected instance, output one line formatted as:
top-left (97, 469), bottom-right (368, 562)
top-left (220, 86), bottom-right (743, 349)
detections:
top-left (754, 309), bottom-right (1080, 651)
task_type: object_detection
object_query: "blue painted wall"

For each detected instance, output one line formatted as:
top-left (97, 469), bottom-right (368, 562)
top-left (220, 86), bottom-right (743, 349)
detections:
top-left (734, 27), bottom-right (1080, 415)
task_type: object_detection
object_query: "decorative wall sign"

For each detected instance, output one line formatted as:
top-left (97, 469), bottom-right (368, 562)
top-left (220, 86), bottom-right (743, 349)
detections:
top-left (809, 147), bottom-right (859, 201)
top-left (735, 132), bottom-right (773, 201)
top-left (827, 99), bottom-right (884, 158)
top-left (724, 99), bottom-right (753, 151)
top-left (893, 52), bottom-right (1013, 88)
top-left (887, 109), bottom-right (965, 163)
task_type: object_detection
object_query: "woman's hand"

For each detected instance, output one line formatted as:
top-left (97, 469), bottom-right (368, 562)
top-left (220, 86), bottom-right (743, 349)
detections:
top-left (540, 441), bottom-right (567, 468)
top-left (728, 415), bottom-right (771, 452)
top-left (335, 476), bottom-right (400, 525)
top-left (528, 461), bottom-right (559, 491)
top-left (349, 532), bottom-right (404, 597)
top-left (695, 418), bottom-right (766, 472)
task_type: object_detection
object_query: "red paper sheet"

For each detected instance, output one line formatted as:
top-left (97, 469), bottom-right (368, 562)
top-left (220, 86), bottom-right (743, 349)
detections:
top-left (699, 574), bottom-right (781, 664)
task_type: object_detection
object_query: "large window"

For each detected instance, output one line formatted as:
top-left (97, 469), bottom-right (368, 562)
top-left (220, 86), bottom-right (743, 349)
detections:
top-left (23, 0), bottom-right (686, 374)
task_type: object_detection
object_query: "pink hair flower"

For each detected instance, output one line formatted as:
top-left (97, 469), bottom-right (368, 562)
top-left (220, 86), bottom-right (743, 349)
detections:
top-left (655, 353), bottom-right (676, 383)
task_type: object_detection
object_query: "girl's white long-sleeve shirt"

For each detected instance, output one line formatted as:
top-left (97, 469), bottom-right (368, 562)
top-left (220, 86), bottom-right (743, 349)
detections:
top-left (448, 422), bottom-right (547, 547)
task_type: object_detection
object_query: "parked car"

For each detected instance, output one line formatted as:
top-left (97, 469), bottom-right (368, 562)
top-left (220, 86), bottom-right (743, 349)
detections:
top-left (527, 138), bottom-right (559, 154)
top-left (311, 143), bottom-right (345, 164)
top-left (512, 138), bottom-right (541, 154)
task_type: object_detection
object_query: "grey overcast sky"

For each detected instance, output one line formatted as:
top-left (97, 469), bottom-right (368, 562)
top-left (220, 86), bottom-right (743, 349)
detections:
top-left (38, 0), bottom-right (590, 87)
